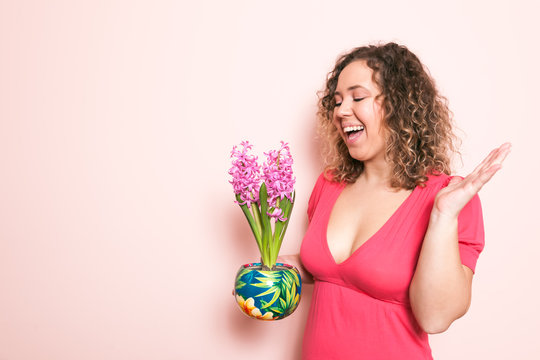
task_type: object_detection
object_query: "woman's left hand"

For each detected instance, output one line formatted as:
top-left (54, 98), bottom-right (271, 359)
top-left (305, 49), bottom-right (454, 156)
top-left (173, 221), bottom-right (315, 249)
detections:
top-left (432, 142), bottom-right (512, 219)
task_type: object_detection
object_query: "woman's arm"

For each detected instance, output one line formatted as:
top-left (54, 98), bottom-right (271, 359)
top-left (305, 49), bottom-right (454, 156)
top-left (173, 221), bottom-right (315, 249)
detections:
top-left (409, 212), bottom-right (473, 334)
top-left (278, 254), bottom-right (314, 285)
top-left (409, 143), bottom-right (511, 334)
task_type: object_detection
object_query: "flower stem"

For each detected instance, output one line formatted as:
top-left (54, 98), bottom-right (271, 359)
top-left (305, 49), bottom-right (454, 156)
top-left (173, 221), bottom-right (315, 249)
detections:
top-left (259, 183), bottom-right (273, 268)
top-left (236, 194), bottom-right (263, 253)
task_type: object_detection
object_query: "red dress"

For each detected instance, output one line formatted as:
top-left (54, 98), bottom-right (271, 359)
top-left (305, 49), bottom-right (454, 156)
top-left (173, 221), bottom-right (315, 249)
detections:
top-left (300, 172), bottom-right (484, 359)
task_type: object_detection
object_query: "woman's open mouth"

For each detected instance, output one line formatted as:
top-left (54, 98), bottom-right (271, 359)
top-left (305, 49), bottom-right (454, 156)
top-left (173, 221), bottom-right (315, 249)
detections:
top-left (343, 125), bottom-right (364, 142)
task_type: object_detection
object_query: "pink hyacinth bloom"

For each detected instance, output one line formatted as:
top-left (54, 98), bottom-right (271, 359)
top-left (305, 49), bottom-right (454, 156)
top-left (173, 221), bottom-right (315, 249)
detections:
top-left (262, 141), bottom-right (295, 221)
top-left (229, 141), bottom-right (261, 208)
top-left (267, 207), bottom-right (287, 222)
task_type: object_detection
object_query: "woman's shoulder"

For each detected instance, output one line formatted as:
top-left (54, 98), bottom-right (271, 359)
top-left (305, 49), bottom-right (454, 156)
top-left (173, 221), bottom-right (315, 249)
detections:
top-left (307, 171), bottom-right (339, 221)
top-left (314, 169), bottom-right (346, 189)
top-left (421, 171), bottom-right (454, 189)
top-left (308, 170), bottom-right (343, 209)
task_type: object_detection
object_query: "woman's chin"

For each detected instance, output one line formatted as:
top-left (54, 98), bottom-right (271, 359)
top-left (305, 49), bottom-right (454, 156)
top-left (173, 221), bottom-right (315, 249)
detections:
top-left (348, 149), bottom-right (366, 162)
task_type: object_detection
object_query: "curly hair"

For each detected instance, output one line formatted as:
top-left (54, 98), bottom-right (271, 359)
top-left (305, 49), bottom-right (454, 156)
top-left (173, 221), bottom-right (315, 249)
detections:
top-left (318, 42), bottom-right (460, 189)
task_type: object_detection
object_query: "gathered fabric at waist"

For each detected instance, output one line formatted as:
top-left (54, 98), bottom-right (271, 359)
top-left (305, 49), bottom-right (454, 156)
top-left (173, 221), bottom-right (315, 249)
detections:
top-left (313, 277), bottom-right (412, 308)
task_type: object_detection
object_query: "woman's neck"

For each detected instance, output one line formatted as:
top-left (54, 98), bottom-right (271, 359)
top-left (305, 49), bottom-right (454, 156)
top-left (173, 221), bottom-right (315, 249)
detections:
top-left (359, 158), bottom-right (394, 189)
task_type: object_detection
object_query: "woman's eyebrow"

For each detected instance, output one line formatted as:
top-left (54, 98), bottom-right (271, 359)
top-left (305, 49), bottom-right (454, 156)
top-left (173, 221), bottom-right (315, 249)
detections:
top-left (334, 84), bottom-right (369, 95)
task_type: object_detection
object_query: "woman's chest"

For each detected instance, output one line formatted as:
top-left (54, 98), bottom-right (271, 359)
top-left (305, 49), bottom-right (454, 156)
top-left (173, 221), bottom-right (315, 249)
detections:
top-left (301, 184), bottom-right (435, 303)
top-left (303, 210), bottom-right (431, 303)
top-left (326, 184), bottom-right (413, 265)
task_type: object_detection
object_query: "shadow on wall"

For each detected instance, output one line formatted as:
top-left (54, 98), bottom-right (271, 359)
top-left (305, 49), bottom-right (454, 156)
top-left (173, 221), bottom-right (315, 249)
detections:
top-left (225, 271), bottom-right (314, 359)
top-left (291, 287), bottom-right (313, 359)
top-left (226, 202), bottom-right (260, 262)
top-left (303, 102), bottom-right (325, 178)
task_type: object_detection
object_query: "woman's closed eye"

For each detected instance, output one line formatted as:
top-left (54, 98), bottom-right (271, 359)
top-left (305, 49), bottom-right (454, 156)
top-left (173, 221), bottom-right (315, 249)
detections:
top-left (334, 97), bottom-right (365, 107)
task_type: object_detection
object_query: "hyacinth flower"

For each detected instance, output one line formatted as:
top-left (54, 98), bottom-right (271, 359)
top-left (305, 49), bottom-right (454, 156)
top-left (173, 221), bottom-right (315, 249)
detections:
top-left (229, 141), bottom-right (296, 270)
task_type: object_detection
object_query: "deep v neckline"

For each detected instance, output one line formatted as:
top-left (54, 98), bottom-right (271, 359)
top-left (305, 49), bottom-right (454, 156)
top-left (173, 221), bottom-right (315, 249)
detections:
top-left (324, 183), bottom-right (418, 266)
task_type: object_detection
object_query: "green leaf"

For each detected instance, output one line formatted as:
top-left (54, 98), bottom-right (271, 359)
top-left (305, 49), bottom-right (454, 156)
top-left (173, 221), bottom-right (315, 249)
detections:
top-left (260, 289), bottom-right (281, 309)
top-left (255, 272), bottom-right (280, 279)
top-left (278, 191), bottom-right (295, 240)
top-left (255, 286), bottom-right (279, 298)
top-left (269, 306), bottom-right (283, 314)
top-left (254, 277), bottom-right (278, 286)
top-left (291, 282), bottom-right (297, 298)
top-left (259, 183), bottom-right (273, 267)
top-left (283, 271), bottom-right (293, 284)
top-left (235, 281), bottom-right (246, 290)
top-left (235, 194), bottom-right (262, 243)
top-left (268, 191), bottom-right (296, 266)
top-left (251, 205), bottom-right (263, 237)
top-left (286, 294), bottom-right (300, 315)
top-left (251, 282), bottom-right (274, 289)
top-left (279, 196), bottom-right (292, 217)
top-left (255, 275), bottom-right (277, 281)
top-left (282, 282), bottom-right (297, 310)
top-left (239, 270), bottom-right (258, 284)
top-left (279, 297), bottom-right (287, 308)
top-left (286, 284), bottom-right (292, 303)
top-left (287, 191), bottom-right (296, 215)
top-left (290, 270), bottom-right (300, 286)
top-left (281, 275), bottom-right (291, 288)
top-left (236, 268), bottom-right (252, 280)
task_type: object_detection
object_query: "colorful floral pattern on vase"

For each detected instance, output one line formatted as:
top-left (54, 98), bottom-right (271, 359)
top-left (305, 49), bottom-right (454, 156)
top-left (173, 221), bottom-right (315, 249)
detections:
top-left (234, 262), bottom-right (302, 321)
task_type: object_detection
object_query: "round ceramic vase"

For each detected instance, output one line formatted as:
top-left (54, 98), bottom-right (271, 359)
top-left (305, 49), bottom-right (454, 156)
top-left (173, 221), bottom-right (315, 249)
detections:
top-left (234, 262), bottom-right (302, 321)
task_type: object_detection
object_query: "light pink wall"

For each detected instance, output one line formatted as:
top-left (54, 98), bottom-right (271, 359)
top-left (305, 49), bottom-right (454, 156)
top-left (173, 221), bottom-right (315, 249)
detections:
top-left (1, 0), bottom-right (538, 359)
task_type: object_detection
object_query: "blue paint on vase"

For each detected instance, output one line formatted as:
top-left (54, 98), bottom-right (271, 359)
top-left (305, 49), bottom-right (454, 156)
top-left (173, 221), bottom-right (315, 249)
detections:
top-left (234, 262), bottom-right (302, 321)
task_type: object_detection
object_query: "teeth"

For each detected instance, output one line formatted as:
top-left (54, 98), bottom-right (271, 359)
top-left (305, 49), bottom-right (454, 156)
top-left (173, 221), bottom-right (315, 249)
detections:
top-left (343, 125), bottom-right (364, 133)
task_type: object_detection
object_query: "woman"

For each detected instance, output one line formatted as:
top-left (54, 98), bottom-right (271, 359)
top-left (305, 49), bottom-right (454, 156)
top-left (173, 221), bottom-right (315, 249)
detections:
top-left (279, 42), bottom-right (511, 359)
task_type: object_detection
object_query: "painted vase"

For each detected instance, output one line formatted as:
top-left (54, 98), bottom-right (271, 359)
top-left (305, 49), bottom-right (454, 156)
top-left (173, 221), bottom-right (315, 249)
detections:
top-left (234, 262), bottom-right (302, 321)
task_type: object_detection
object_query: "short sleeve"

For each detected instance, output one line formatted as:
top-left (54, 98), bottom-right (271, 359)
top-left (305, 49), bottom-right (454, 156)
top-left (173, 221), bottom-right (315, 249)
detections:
top-left (307, 172), bottom-right (326, 222)
top-left (457, 194), bottom-right (485, 273)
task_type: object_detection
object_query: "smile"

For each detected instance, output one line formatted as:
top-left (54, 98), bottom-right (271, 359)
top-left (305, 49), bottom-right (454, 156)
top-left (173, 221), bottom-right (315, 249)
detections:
top-left (343, 125), bottom-right (364, 142)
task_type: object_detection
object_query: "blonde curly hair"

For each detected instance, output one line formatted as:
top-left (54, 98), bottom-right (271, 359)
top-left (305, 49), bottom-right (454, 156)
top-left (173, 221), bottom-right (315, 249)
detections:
top-left (318, 42), bottom-right (460, 189)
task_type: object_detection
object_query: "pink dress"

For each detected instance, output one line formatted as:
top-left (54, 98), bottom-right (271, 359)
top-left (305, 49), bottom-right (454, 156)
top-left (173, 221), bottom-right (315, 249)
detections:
top-left (300, 172), bottom-right (484, 359)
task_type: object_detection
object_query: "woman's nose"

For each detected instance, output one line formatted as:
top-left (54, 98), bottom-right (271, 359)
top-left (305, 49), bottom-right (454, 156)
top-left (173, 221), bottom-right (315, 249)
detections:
top-left (337, 99), bottom-right (352, 117)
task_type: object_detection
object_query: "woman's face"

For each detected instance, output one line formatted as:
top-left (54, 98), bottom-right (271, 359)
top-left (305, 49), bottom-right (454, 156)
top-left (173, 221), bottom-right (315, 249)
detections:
top-left (332, 60), bottom-right (387, 164)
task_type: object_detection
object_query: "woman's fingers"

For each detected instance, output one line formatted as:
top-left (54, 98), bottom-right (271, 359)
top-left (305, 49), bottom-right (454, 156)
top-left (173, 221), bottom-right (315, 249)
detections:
top-left (491, 142), bottom-right (512, 167)
top-left (475, 163), bottom-right (502, 187)
top-left (470, 143), bottom-right (511, 180)
top-left (436, 143), bottom-right (511, 216)
top-left (470, 146), bottom-right (501, 176)
top-left (468, 143), bottom-right (511, 190)
top-left (477, 143), bottom-right (511, 179)
top-left (473, 148), bottom-right (499, 174)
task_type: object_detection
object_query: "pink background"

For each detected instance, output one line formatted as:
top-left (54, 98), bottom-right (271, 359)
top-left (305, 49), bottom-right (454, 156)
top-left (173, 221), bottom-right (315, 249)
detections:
top-left (1, 0), bottom-right (539, 359)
